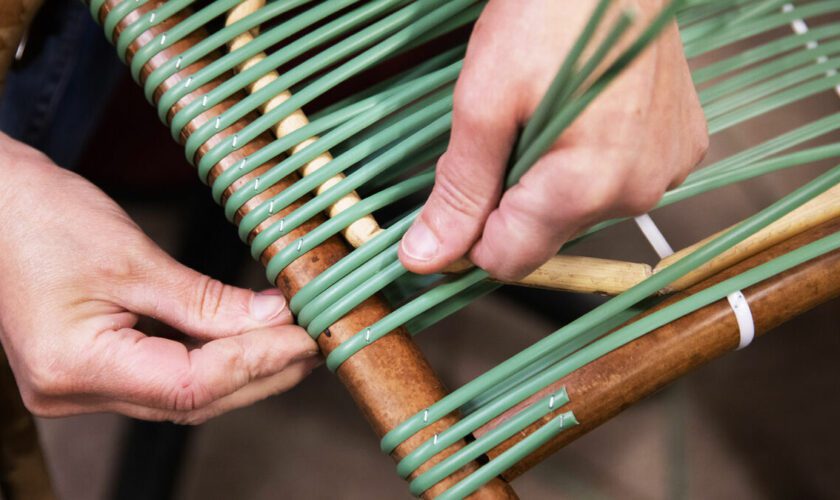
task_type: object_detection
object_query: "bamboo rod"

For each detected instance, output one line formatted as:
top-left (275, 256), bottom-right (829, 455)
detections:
top-left (102, 1), bottom-right (516, 497)
top-left (498, 255), bottom-right (652, 295)
top-left (478, 217), bottom-right (840, 480)
top-left (655, 183), bottom-right (840, 292)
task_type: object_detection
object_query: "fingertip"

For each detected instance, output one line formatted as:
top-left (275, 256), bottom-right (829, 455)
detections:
top-left (249, 288), bottom-right (292, 324)
top-left (398, 218), bottom-right (443, 274)
top-left (274, 324), bottom-right (319, 361)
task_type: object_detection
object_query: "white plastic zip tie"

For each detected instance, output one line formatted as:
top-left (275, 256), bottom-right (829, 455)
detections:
top-left (726, 290), bottom-right (755, 350)
top-left (635, 213), bottom-right (675, 259)
top-left (635, 214), bottom-right (755, 349)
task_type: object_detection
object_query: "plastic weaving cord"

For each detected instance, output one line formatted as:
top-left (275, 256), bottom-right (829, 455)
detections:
top-left (103, 0), bottom-right (149, 41)
top-left (144, 0), bottom-right (316, 103)
top-left (458, 299), bottom-right (657, 416)
top-left (157, 0), bottom-right (369, 123)
top-left (326, 267), bottom-right (490, 371)
top-left (691, 22), bottom-right (840, 84)
top-left (210, 94), bottom-right (383, 204)
top-left (682, 1), bottom-right (840, 56)
top-left (298, 243), bottom-right (401, 328)
top-left (249, 121), bottom-right (447, 244)
top-left (516, 0), bottom-right (612, 153)
top-left (185, 0), bottom-right (475, 169)
top-left (698, 39), bottom-right (840, 105)
top-left (408, 389), bottom-right (571, 495)
top-left (404, 280), bottom-right (501, 335)
top-left (264, 171), bottom-right (434, 282)
top-left (290, 209), bottom-right (419, 314)
top-left (115, 0), bottom-right (196, 62)
top-left (703, 57), bottom-right (840, 120)
top-left (441, 222), bottom-right (840, 494)
top-left (92, 0), bottom-right (840, 495)
top-left (217, 64), bottom-right (458, 216)
top-left (129, 0), bottom-right (241, 83)
top-left (437, 412), bottom-right (580, 499)
top-left (307, 259), bottom-right (408, 339)
top-left (382, 163), bottom-right (840, 454)
top-left (235, 95), bottom-right (452, 242)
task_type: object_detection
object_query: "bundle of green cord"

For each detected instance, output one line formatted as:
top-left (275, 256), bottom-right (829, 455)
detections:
top-left (93, 0), bottom-right (840, 496)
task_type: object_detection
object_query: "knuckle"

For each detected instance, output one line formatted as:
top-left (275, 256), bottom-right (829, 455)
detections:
top-left (19, 392), bottom-right (56, 417)
top-left (621, 183), bottom-right (665, 215)
top-left (563, 174), bottom-right (623, 219)
top-left (432, 157), bottom-right (494, 218)
top-left (26, 359), bottom-right (71, 399)
top-left (189, 276), bottom-right (227, 323)
top-left (692, 126), bottom-right (710, 165)
top-left (166, 373), bottom-right (213, 412)
top-left (452, 84), bottom-right (508, 139)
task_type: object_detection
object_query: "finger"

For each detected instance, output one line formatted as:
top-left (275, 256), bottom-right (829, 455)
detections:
top-left (470, 147), bottom-right (621, 280)
top-left (119, 250), bottom-right (293, 340)
top-left (86, 324), bottom-right (317, 412)
top-left (29, 358), bottom-right (320, 423)
top-left (94, 358), bottom-right (319, 424)
top-left (399, 8), bottom-right (521, 274)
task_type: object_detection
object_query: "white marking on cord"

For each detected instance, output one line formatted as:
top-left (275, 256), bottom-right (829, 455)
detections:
top-left (783, 3), bottom-right (840, 97)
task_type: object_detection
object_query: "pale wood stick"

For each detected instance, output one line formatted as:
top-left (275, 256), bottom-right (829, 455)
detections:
top-left (498, 255), bottom-right (652, 295)
top-left (654, 183), bottom-right (840, 292)
top-left (223, 2), bottom-right (650, 296)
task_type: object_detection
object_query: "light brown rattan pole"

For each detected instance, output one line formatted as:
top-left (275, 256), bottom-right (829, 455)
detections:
top-left (99, 1), bottom-right (516, 497)
top-left (0, 351), bottom-right (55, 500)
top-left (656, 183), bottom-right (840, 292)
top-left (476, 217), bottom-right (840, 480)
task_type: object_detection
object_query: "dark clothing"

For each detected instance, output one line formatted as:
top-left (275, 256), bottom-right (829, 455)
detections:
top-left (0, 0), bottom-right (123, 168)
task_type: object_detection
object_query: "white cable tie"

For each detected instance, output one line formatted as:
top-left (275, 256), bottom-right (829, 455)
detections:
top-left (634, 213), bottom-right (675, 259)
top-left (726, 290), bottom-right (755, 350)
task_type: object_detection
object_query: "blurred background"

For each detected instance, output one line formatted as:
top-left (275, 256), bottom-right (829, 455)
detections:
top-left (3, 1), bottom-right (840, 498)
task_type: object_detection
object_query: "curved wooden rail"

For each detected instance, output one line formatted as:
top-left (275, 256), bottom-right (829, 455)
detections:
top-left (478, 217), bottom-right (840, 481)
top-left (98, 1), bottom-right (516, 497)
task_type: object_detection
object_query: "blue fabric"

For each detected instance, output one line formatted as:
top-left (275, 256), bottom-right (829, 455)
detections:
top-left (0, 0), bottom-right (124, 168)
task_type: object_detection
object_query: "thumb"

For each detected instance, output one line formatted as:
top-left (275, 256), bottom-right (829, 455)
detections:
top-left (399, 37), bottom-right (519, 274)
top-left (120, 252), bottom-right (293, 340)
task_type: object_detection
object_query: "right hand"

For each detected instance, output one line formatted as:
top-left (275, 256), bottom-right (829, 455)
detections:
top-left (0, 134), bottom-right (319, 424)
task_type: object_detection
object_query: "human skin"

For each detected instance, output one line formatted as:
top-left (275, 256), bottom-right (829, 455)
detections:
top-left (0, 133), bottom-right (319, 424)
top-left (399, 0), bottom-right (709, 280)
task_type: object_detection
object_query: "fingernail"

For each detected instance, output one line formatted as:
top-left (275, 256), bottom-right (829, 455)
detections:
top-left (251, 289), bottom-right (286, 321)
top-left (401, 222), bottom-right (439, 262)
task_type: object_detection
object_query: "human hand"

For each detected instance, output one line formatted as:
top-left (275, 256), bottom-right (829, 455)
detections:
top-left (0, 135), bottom-right (318, 424)
top-left (399, 0), bottom-right (708, 280)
